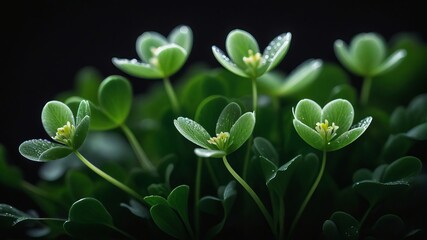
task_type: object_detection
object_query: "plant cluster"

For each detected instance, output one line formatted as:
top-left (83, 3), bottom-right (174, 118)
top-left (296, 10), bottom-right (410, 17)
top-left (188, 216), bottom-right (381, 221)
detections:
top-left (1, 25), bottom-right (427, 239)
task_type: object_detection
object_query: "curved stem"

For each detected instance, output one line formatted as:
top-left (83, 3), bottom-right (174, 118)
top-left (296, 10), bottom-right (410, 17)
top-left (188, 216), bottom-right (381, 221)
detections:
top-left (74, 150), bottom-right (145, 202)
top-left (22, 181), bottom-right (62, 203)
top-left (288, 150), bottom-right (327, 238)
top-left (359, 204), bottom-right (374, 228)
top-left (194, 157), bottom-right (203, 240)
top-left (251, 77), bottom-right (258, 113)
top-left (163, 77), bottom-right (180, 114)
top-left (241, 135), bottom-right (253, 181)
top-left (120, 124), bottom-right (156, 175)
top-left (360, 76), bottom-right (372, 106)
top-left (222, 156), bottom-right (275, 235)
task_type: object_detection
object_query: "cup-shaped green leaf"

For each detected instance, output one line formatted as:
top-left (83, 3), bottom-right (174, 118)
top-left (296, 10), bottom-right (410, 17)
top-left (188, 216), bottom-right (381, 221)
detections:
top-left (19, 100), bottom-right (91, 161)
top-left (174, 102), bottom-right (255, 158)
top-left (113, 25), bottom-right (192, 79)
top-left (323, 211), bottom-right (359, 240)
top-left (168, 25), bottom-right (193, 54)
top-left (292, 98), bottom-right (372, 151)
top-left (334, 32), bottom-right (407, 77)
top-left (212, 29), bottom-right (291, 78)
top-left (98, 75), bottom-right (132, 125)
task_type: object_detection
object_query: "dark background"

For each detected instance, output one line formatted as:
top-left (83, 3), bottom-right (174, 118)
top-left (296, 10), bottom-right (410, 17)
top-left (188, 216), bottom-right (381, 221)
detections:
top-left (1, 0), bottom-right (426, 180)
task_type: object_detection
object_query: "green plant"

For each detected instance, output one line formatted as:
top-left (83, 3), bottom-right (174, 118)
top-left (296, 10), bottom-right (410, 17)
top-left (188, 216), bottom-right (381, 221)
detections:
top-left (1, 26), bottom-right (426, 240)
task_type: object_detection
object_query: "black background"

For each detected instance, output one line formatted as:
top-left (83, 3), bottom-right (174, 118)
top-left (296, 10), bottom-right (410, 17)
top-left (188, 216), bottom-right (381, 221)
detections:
top-left (1, 0), bottom-right (426, 184)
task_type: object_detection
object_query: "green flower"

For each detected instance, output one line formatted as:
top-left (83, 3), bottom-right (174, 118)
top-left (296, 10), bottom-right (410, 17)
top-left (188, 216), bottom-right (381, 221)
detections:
top-left (212, 29), bottom-right (292, 78)
top-left (292, 99), bottom-right (372, 151)
top-left (334, 32), bottom-right (406, 77)
top-left (174, 102), bottom-right (255, 158)
top-left (19, 100), bottom-right (91, 161)
top-left (112, 25), bottom-right (193, 79)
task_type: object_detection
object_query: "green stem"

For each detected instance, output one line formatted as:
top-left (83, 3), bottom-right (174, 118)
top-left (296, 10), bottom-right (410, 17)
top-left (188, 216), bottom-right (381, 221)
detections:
top-left (163, 77), bottom-right (180, 114)
top-left (22, 181), bottom-right (60, 203)
top-left (194, 157), bottom-right (203, 240)
top-left (241, 135), bottom-right (253, 181)
top-left (359, 204), bottom-right (374, 228)
top-left (360, 76), bottom-right (372, 106)
top-left (251, 77), bottom-right (258, 113)
top-left (222, 156), bottom-right (275, 235)
top-left (289, 149), bottom-right (327, 239)
top-left (205, 160), bottom-right (219, 189)
top-left (74, 150), bottom-right (145, 202)
top-left (120, 124), bottom-right (156, 175)
top-left (279, 198), bottom-right (285, 240)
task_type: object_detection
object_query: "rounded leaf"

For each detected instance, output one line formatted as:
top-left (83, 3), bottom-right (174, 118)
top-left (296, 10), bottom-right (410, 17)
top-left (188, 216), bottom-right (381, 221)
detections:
top-left (382, 156), bottom-right (422, 182)
top-left (350, 33), bottom-right (386, 76)
top-left (168, 25), bottom-right (193, 54)
top-left (293, 119), bottom-right (324, 150)
top-left (98, 75), bottom-right (132, 125)
top-left (150, 204), bottom-right (189, 240)
top-left (322, 99), bottom-right (354, 135)
top-left (76, 100), bottom-right (90, 126)
top-left (156, 44), bottom-right (187, 77)
top-left (334, 40), bottom-right (364, 75)
top-left (136, 31), bottom-right (168, 62)
top-left (226, 29), bottom-right (260, 69)
top-left (211, 46), bottom-right (248, 77)
top-left (293, 99), bottom-right (322, 128)
top-left (228, 112), bottom-right (255, 153)
top-left (19, 139), bottom-right (72, 161)
top-left (327, 116), bottom-right (372, 151)
top-left (174, 117), bottom-right (211, 149)
top-left (112, 58), bottom-right (163, 79)
top-left (262, 32), bottom-right (292, 72)
top-left (216, 102), bottom-right (242, 134)
top-left (41, 100), bottom-right (75, 138)
top-left (66, 197), bottom-right (113, 225)
top-left (373, 49), bottom-right (407, 76)
top-left (72, 115), bottom-right (90, 150)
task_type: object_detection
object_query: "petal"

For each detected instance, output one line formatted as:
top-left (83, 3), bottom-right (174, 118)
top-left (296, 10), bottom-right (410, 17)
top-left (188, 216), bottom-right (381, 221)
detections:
top-left (292, 119), bottom-right (324, 150)
top-left (322, 99), bottom-right (354, 135)
top-left (326, 116), bottom-right (372, 151)
top-left (156, 44), bottom-right (187, 77)
top-left (19, 139), bottom-right (72, 162)
top-left (262, 32), bottom-right (292, 72)
top-left (136, 32), bottom-right (168, 62)
top-left (42, 100), bottom-right (75, 138)
top-left (334, 40), bottom-right (364, 76)
top-left (194, 148), bottom-right (226, 158)
top-left (293, 99), bottom-right (322, 128)
top-left (168, 25), bottom-right (193, 54)
top-left (350, 33), bottom-right (386, 76)
top-left (228, 112), bottom-right (256, 154)
top-left (174, 117), bottom-right (212, 149)
top-left (372, 49), bottom-right (407, 76)
top-left (225, 29), bottom-right (260, 69)
top-left (112, 58), bottom-right (163, 79)
top-left (211, 46), bottom-right (249, 78)
top-left (216, 102), bottom-right (242, 134)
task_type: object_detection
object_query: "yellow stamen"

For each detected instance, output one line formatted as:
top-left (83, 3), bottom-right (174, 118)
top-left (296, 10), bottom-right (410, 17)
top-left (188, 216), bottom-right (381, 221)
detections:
top-left (315, 119), bottom-right (339, 142)
top-left (243, 49), bottom-right (262, 69)
top-left (207, 132), bottom-right (230, 150)
top-left (53, 121), bottom-right (75, 146)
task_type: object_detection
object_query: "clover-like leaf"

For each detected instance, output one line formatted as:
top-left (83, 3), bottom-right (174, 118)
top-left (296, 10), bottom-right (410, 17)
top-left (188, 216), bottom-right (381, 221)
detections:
top-left (216, 102), bottom-right (242, 134)
top-left (293, 98), bottom-right (371, 151)
top-left (167, 185), bottom-right (191, 233)
top-left (136, 31), bottom-right (168, 62)
top-left (42, 101), bottom-right (75, 138)
top-left (226, 29), bottom-right (260, 69)
top-left (334, 32), bottom-right (407, 77)
top-left (228, 112), bottom-right (256, 153)
top-left (98, 75), bottom-right (132, 125)
top-left (382, 156), bottom-right (422, 182)
top-left (262, 32), bottom-right (292, 72)
top-left (168, 25), bottom-right (193, 54)
top-left (212, 46), bottom-right (248, 77)
top-left (174, 117), bottom-right (211, 149)
top-left (323, 211), bottom-right (359, 240)
top-left (0, 204), bottom-right (40, 226)
top-left (155, 44), bottom-right (187, 77)
top-left (19, 139), bottom-right (72, 162)
top-left (150, 204), bottom-right (189, 240)
top-left (252, 136), bottom-right (279, 166)
top-left (112, 58), bottom-right (163, 79)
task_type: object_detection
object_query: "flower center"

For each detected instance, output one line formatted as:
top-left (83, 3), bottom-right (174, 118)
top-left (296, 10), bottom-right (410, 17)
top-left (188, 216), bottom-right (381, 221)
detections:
top-left (243, 49), bottom-right (262, 69)
top-left (315, 119), bottom-right (339, 142)
top-left (149, 47), bottom-right (161, 67)
top-left (53, 121), bottom-right (75, 146)
top-left (207, 132), bottom-right (230, 150)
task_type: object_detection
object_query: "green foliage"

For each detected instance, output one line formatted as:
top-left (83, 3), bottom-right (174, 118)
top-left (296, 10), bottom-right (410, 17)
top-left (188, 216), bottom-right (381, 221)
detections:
top-left (2, 27), bottom-right (427, 240)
